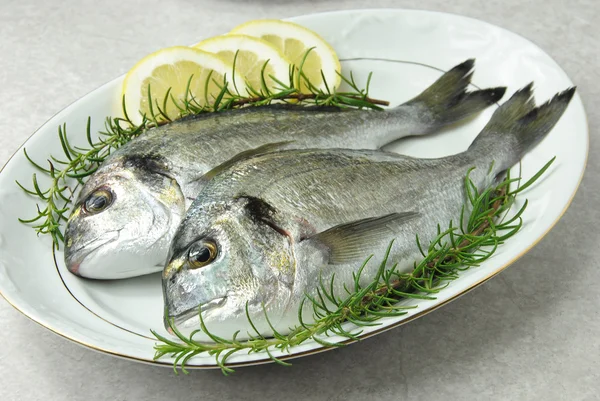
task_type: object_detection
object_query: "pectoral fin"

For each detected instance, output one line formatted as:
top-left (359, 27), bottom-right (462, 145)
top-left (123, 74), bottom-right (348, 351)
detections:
top-left (308, 212), bottom-right (419, 264)
top-left (201, 141), bottom-right (294, 182)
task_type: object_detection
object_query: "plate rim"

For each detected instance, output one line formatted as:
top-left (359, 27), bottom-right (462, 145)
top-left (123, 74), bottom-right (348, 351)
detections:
top-left (0, 7), bottom-right (590, 369)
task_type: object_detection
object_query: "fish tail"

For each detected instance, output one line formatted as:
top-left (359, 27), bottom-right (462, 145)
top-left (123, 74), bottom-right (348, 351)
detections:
top-left (468, 85), bottom-right (576, 167)
top-left (403, 59), bottom-right (506, 128)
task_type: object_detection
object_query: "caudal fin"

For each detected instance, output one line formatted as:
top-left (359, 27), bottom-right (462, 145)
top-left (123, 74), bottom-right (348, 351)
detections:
top-left (403, 59), bottom-right (506, 128)
top-left (469, 84), bottom-right (576, 167)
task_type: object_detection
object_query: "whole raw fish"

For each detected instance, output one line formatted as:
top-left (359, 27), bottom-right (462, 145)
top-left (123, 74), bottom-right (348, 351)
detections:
top-left (163, 85), bottom-right (574, 338)
top-left (65, 59), bottom-right (504, 279)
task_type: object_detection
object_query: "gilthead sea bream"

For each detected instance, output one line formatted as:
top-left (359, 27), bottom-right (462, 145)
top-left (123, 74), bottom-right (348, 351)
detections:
top-left (163, 85), bottom-right (575, 338)
top-left (64, 59), bottom-right (504, 279)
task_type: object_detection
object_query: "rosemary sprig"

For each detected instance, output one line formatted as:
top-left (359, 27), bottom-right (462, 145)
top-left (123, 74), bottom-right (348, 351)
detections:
top-left (151, 158), bottom-right (555, 375)
top-left (17, 49), bottom-right (389, 246)
top-left (17, 118), bottom-right (147, 247)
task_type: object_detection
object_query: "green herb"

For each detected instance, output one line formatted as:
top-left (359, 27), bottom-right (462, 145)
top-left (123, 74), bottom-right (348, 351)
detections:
top-left (17, 49), bottom-right (389, 247)
top-left (17, 118), bottom-right (146, 246)
top-left (151, 158), bottom-right (554, 375)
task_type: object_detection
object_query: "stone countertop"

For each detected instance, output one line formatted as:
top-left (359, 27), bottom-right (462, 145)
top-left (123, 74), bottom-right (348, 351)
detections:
top-left (0, 1), bottom-right (598, 400)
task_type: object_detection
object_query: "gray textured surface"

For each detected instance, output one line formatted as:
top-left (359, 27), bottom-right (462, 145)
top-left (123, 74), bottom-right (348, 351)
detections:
top-left (0, 0), bottom-right (598, 399)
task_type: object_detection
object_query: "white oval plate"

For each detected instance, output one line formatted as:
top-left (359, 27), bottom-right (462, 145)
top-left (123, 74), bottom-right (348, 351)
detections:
top-left (0, 9), bottom-right (588, 369)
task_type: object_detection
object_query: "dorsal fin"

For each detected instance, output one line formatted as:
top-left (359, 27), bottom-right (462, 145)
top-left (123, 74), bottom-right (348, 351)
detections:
top-left (202, 141), bottom-right (293, 182)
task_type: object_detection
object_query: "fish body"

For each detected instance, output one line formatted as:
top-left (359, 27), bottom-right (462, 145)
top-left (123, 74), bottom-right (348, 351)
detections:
top-left (64, 59), bottom-right (505, 279)
top-left (163, 85), bottom-right (575, 339)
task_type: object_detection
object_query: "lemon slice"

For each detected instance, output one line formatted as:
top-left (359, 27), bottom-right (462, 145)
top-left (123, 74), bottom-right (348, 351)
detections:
top-left (230, 19), bottom-right (341, 92)
top-left (122, 46), bottom-right (240, 125)
top-left (193, 35), bottom-right (291, 95)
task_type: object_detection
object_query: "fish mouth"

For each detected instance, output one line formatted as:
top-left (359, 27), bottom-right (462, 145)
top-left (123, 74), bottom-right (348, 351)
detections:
top-left (65, 231), bottom-right (120, 276)
top-left (165, 296), bottom-right (228, 333)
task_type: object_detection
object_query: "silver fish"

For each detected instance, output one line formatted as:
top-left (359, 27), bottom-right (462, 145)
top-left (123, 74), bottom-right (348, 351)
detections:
top-left (163, 85), bottom-right (575, 339)
top-left (64, 59), bottom-right (505, 279)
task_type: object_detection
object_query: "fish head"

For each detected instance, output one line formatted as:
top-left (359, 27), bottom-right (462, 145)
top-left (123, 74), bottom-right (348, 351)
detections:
top-left (64, 155), bottom-right (186, 279)
top-left (163, 196), bottom-right (298, 337)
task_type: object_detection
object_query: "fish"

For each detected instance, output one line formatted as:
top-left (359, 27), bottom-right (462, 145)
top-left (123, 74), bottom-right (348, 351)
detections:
top-left (162, 85), bottom-right (575, 339)
top-left (64, 59), bottom-right (505, 279)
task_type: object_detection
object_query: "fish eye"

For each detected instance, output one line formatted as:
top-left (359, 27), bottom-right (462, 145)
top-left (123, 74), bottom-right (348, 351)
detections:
top-left (83, 188), bottom-right (114, 215)
top-left (187, 240), bottom-right (218, 269)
